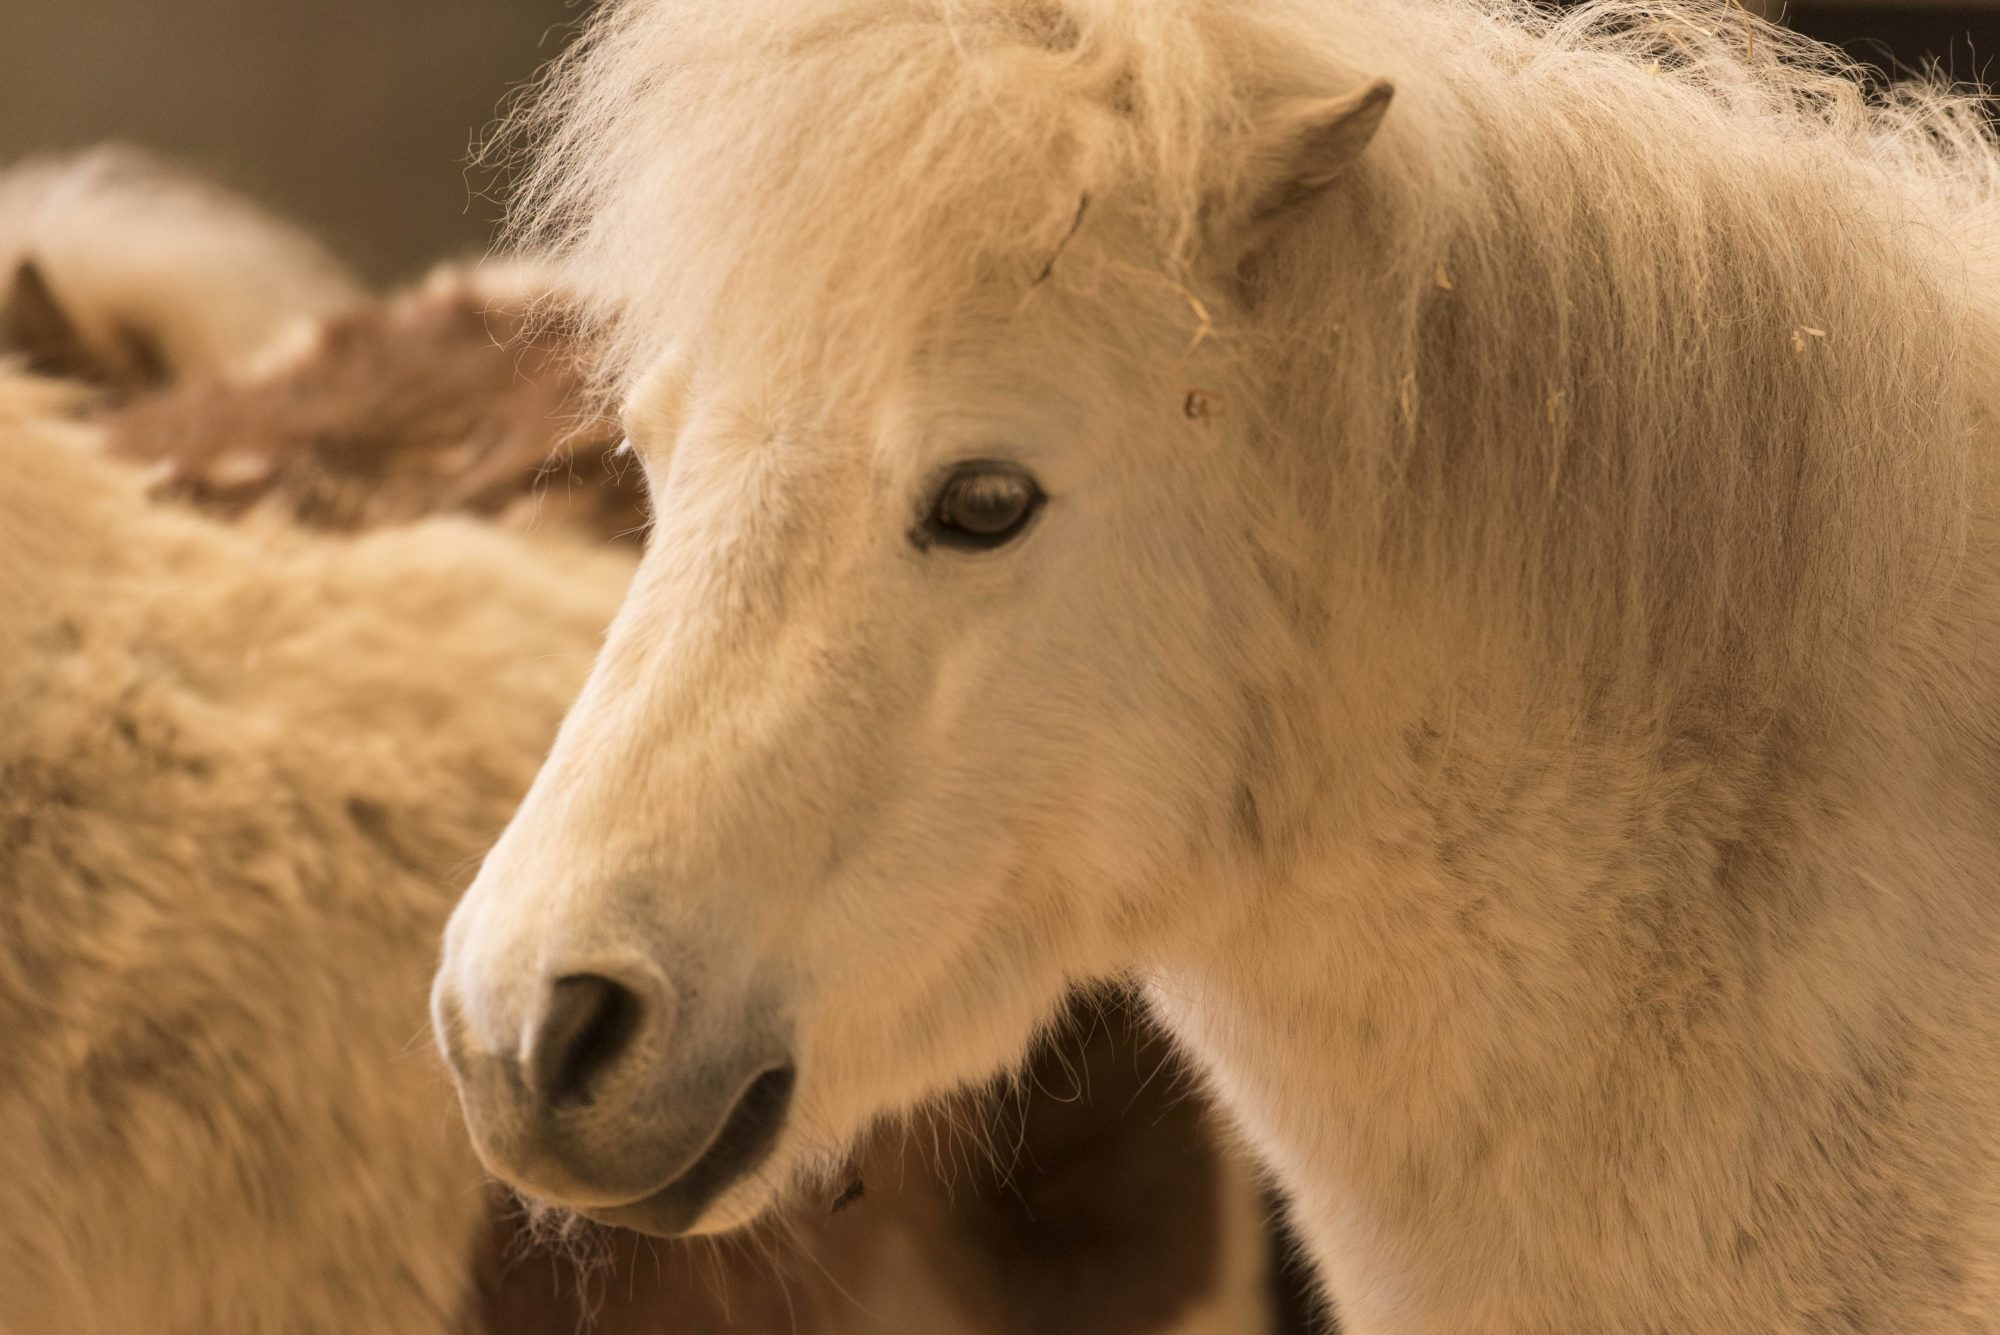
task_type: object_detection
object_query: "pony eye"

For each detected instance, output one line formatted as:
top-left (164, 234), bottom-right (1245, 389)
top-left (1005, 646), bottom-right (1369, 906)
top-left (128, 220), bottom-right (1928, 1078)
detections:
top-left (917, 462), bottom-right (1044, 551)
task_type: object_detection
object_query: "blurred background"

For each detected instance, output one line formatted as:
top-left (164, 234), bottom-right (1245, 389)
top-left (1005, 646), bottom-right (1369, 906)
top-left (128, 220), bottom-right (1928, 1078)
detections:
top-left (0, 0), bottom-right (578, 282)
top-left (2, 0), bottom-right (1995, 284)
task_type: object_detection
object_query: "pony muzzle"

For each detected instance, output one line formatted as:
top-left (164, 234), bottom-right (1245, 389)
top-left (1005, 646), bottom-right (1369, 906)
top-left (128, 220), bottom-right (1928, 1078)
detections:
top-left (432, 957), bottom-right (796, 1235)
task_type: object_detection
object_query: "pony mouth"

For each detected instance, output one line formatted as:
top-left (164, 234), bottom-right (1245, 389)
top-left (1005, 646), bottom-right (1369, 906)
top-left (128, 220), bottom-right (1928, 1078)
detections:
top-left (575, 1063), bottom-right (797, 1237)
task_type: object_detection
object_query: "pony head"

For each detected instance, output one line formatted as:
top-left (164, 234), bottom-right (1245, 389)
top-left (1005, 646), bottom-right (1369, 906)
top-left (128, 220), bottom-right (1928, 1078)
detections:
top-left (434, 0), bottom-right (1400, 1233)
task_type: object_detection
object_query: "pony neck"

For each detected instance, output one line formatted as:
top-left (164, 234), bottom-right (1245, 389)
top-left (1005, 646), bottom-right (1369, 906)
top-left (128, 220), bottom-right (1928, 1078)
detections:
top-left (1144, 594), bottom-right (2000, 1330)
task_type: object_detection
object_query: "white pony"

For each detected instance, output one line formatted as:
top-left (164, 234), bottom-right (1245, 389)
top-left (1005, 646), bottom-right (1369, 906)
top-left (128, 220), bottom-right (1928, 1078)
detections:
top-left (435, 0), bottom-right (2000, 1329)
top-left (0, 148), bottom-right (363, 389)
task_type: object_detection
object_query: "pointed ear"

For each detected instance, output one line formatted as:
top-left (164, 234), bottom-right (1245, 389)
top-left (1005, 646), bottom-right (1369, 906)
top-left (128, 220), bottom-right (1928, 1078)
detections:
top-left (0, 258), bottom-right (171, 391)
top-left (1214, 78), bottom-right (1394, 258)
top-left (0, 259), bottom-right (99, 382)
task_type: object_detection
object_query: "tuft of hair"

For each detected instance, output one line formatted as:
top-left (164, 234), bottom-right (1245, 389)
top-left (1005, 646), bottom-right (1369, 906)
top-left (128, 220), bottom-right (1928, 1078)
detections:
top-left (500, 0), bottom-right (2000, 700)
top-left (99, 260), bottom-right (643, 541)
top-left (0, 146), bottom-right (365, 388)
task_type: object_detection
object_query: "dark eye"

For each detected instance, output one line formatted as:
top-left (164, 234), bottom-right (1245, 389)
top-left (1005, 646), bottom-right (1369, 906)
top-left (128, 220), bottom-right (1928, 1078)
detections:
top-left (915, 461), bottom-right (1044, 551)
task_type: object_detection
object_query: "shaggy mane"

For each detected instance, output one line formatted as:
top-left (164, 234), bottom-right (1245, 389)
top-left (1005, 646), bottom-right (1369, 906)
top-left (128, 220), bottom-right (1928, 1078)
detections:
top-left (500, 0), bottom-right (2000, 701)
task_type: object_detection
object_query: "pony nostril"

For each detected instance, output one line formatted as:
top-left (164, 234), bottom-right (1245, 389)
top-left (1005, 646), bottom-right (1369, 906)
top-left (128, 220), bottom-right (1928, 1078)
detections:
top-left (530, 974), bottom-right (645, 1109)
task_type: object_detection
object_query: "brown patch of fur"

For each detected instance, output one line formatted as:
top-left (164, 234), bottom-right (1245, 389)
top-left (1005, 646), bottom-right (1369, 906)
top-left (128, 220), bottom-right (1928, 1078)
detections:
top-left (103, 283), bottom-right (642, 542)
top-left (935, 993), bottom-right (1224, 1335)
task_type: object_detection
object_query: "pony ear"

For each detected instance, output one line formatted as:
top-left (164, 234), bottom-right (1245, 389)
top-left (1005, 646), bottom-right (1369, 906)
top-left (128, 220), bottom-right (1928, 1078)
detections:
top-left (1215, 78), bottom-right (1394, 259)
top-left (0, 259), bottom-right (97, 381)
top-left (0, 258), bottom-right (170, 391)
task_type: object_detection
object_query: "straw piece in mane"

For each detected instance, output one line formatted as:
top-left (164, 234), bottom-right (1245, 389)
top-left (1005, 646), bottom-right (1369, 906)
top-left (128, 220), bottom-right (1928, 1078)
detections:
top-left (0, 147), bottom-right (365, 392)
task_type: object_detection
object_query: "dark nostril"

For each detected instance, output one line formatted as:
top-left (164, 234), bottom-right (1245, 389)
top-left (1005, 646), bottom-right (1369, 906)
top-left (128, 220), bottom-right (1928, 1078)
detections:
top-left (530, 974), bottom-right (644, 1110)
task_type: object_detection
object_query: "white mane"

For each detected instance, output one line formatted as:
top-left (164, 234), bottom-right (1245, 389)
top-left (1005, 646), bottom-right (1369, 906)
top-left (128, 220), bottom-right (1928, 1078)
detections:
top-left (502, 0), bottom-right (2000, 705)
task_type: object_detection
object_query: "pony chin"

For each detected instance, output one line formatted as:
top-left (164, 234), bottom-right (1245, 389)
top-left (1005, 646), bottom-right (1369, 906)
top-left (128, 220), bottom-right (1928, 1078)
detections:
top-left (646, 1166), bottom-right (795, 1238)
top-left (760, 952), bottom-right (1099, 1213)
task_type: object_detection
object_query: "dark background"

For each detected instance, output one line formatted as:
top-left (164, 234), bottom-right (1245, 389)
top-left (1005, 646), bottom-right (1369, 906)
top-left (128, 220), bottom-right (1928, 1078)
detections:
top-left (2, 1), bottom-right (1993, 284)
top-left (1802, 2), bottom-right (1999, 79)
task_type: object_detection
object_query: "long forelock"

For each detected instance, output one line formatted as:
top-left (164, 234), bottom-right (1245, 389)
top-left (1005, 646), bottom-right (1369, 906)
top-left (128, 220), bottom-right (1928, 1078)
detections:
top-left (497, 0), bottom-right (1390, 393)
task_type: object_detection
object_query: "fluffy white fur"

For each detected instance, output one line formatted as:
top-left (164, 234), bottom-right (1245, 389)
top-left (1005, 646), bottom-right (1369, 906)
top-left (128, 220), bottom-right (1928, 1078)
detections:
top-left (440, 1), bottom-right (2000, 1329)
top-left (0, 148), bottom-right (364, 381)
top-left (0, 371), bottom-right (631, 1333)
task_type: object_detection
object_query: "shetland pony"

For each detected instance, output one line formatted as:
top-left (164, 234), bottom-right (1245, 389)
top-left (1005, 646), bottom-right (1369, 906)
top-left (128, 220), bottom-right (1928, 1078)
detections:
top-left (435, 0), bottom-right (2000, 1330)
